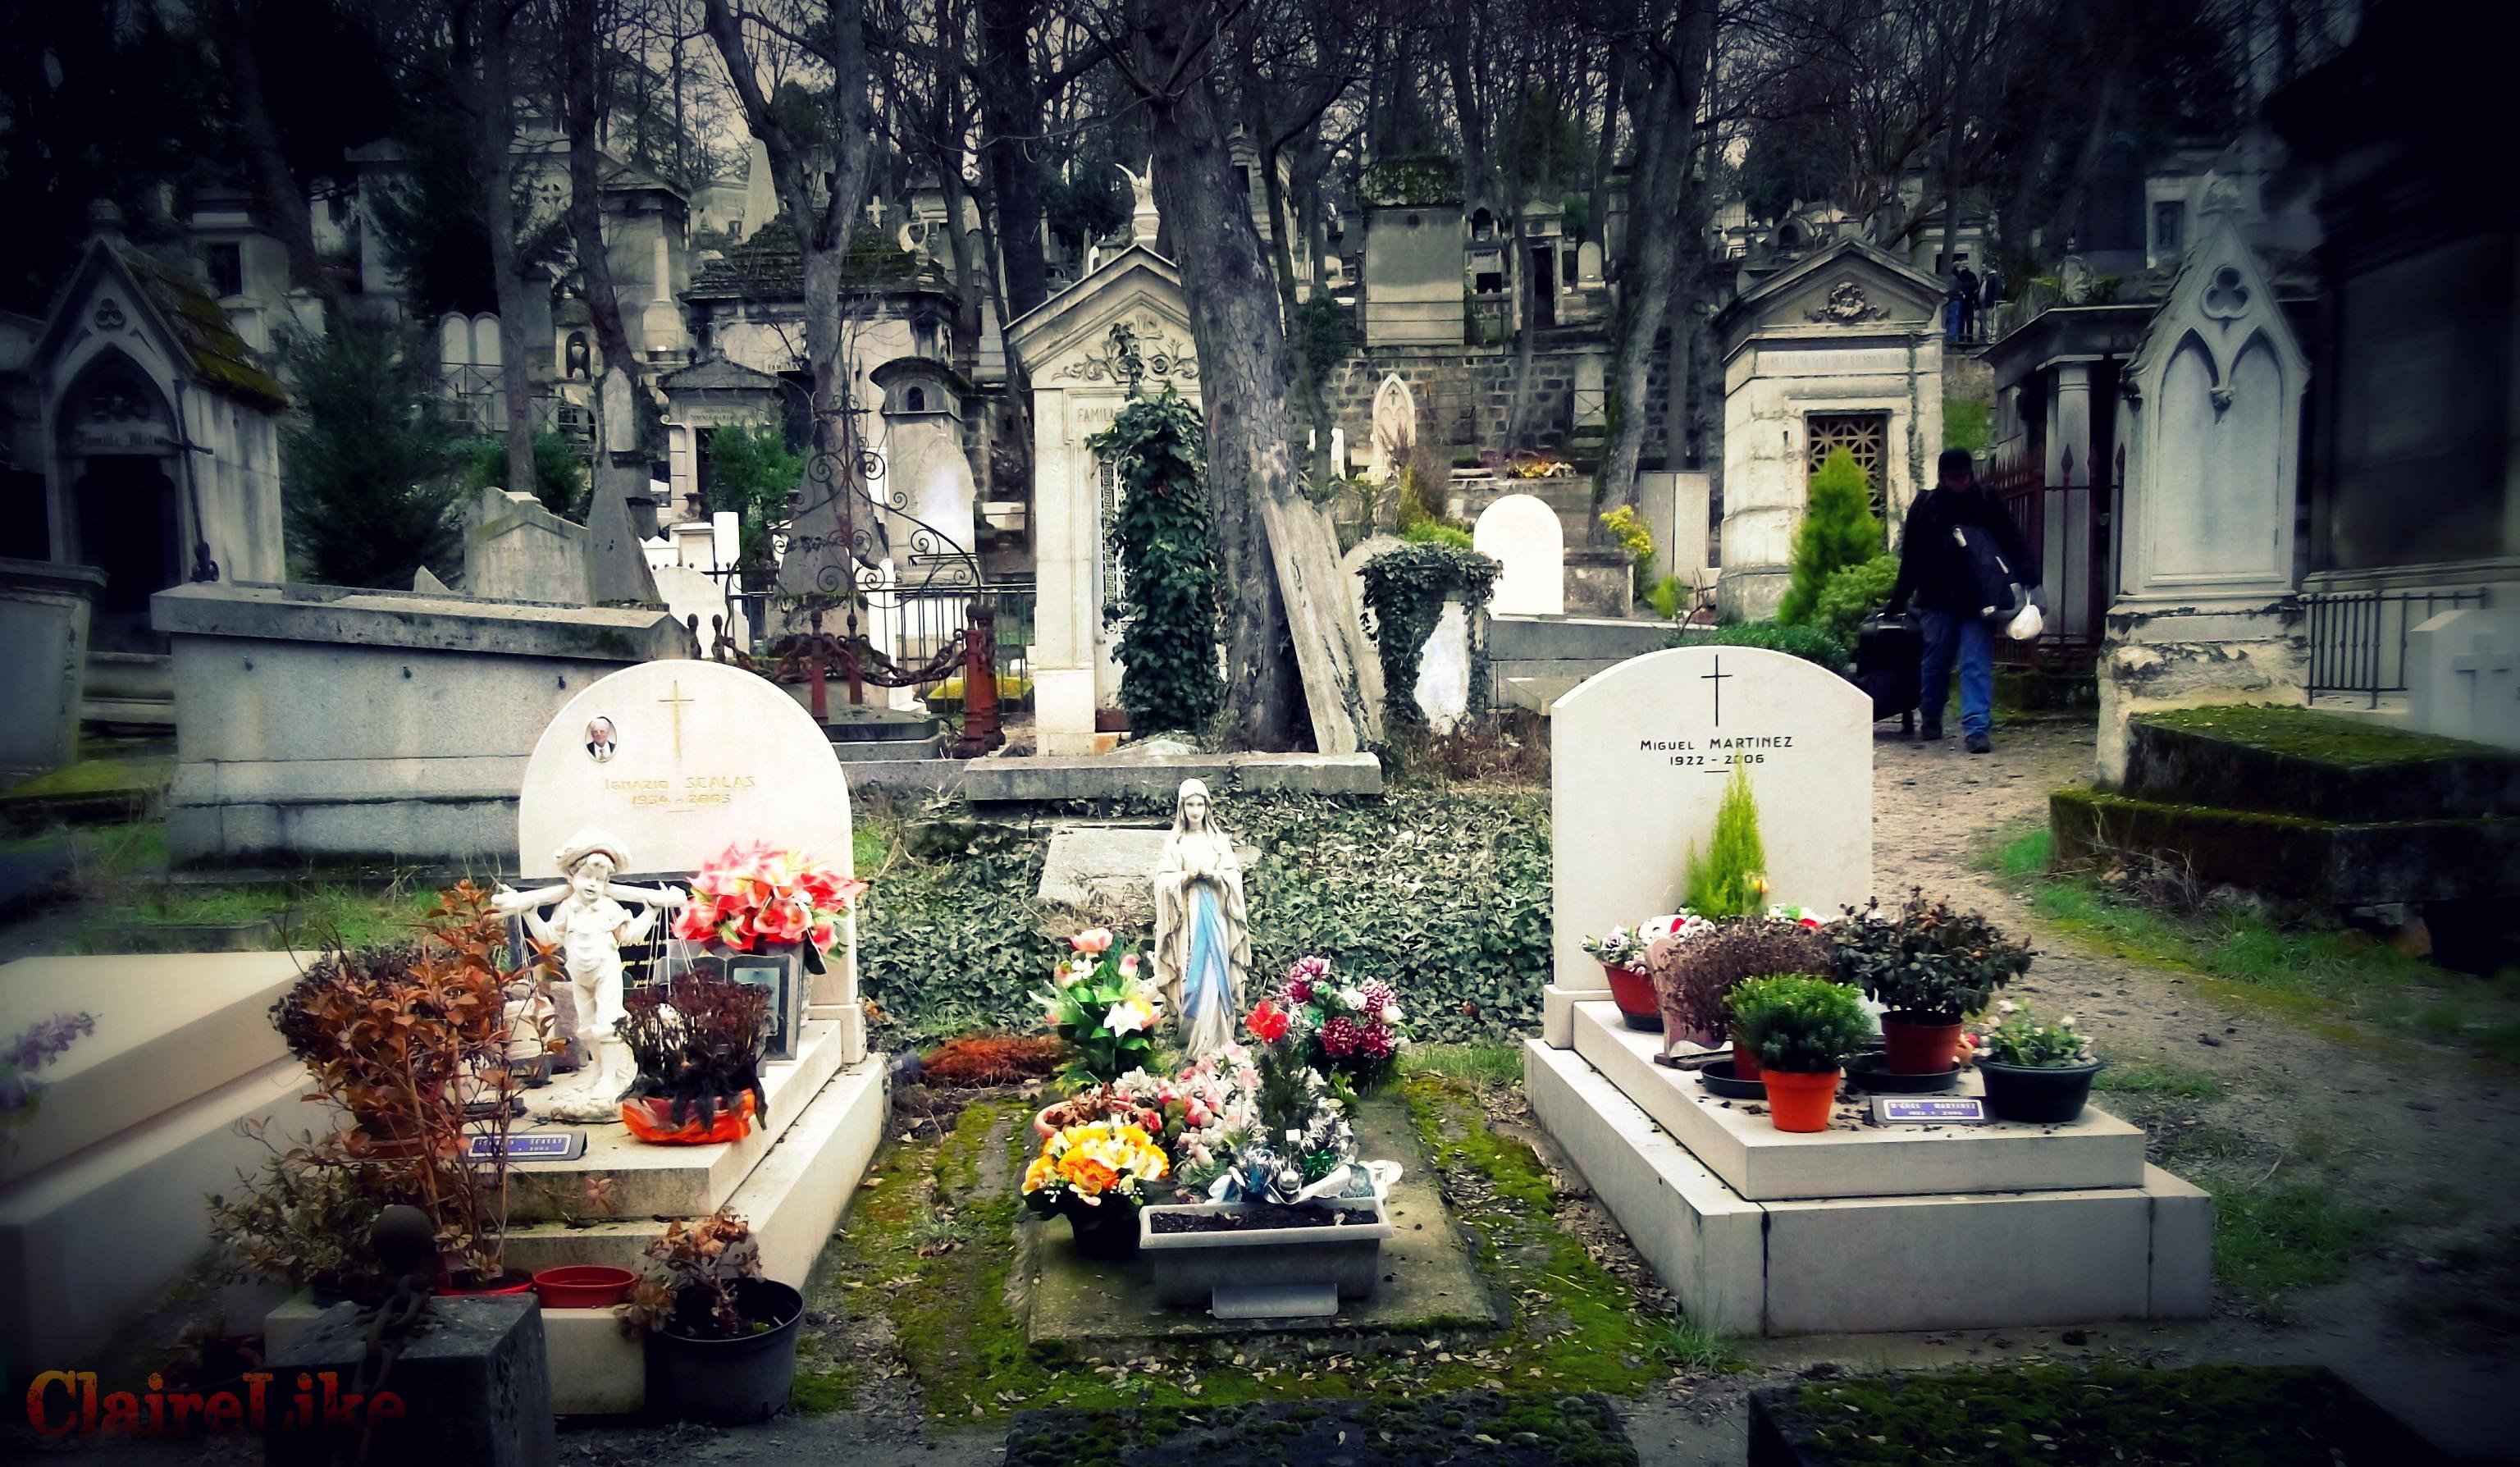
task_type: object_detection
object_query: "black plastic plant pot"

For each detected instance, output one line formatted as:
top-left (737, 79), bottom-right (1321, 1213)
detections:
top-left (1977, 1059), bottom-right (2102, 1124)
top-left (652, 1277), bottom-right (805, 1424)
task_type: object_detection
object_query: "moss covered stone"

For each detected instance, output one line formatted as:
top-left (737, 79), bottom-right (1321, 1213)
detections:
top-left (2138, 703), bottom-right (2501, 767)
top-left (2051, 785), bottom-right (2520, 906)
top-left (1749, 1362), bottom-right (2443, 1466)
top-left (2125, 704), bottom-right (2520, 825)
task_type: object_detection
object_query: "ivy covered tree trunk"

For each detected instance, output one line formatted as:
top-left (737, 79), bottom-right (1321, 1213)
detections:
top-left (1091, 391), bottom-right (1224, 734)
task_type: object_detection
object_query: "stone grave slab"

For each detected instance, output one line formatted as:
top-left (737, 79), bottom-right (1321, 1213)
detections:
top-left (501, 1018), bottom-right (850, 1222)
top-left (1568, 1003), bottom-right (2146, 1200)
top-left (1545, 645), bottom-right (1871, 1046)
top-left (1524, 1040), bottom-right (2213, 1337)
top-left (1024, 1097), bottom-right (1500, 1345)
top-left (1036, 824), bottom-right (1261, 922)
top-left (0, 950), bottom-right (307, 1184)
top-left (266, 1295), bottom-right (554, 1467)
top-left (495, 1057), bottom-right (888, 1281)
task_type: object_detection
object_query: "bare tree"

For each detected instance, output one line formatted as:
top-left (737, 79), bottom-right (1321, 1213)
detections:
top-left (700, 0), bottom-right (882, 474)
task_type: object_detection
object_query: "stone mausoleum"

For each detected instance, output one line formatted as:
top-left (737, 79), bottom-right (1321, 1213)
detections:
top-left (1712, 239), bottom-right (1946, 621)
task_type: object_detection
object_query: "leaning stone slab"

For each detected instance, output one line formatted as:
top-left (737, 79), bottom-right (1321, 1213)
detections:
top-left (262, 1295), bottom-right (555, 1467)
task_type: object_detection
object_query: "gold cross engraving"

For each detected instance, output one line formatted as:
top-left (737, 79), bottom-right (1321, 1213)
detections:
top-left (659, 680), bottom-right (695, 760)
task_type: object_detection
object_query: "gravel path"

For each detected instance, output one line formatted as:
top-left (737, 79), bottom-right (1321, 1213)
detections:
top-left (1860, 719), bottom-right (2520, 1461)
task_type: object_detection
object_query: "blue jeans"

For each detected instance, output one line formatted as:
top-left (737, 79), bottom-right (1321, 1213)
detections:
top-left (1918, 608), bottom-right (1993, 737)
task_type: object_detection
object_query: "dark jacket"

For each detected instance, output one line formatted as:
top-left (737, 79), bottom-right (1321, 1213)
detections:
top-left (1886, 483), bottom-right (2038, 615)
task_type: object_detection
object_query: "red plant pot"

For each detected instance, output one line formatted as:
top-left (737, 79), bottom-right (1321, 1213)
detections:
top-left (1879, 1014), bottom-right (1965, 1076)
top-left (1729, 1026), bottom-right (1763, 1081)
top-left (623, 1092), bottom-right (757, 1145)
top-left (441, 1268), bottom-right (536, 1296)
top-left (533, 1265), bottom-right (637, 1309)
top-left (1604, 964), bottom-right (1663, 1031)
top-left (1760, 1068), bottom-right (1842, 1133)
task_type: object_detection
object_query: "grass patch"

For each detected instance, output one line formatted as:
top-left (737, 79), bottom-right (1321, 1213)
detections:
top-left (2209, 1181), bottom-right (2384, 1305)
top-left (1401, 1042), bottom-right (1523, 1086)
top-left (2092, 1058), bottom-right (2226, 1101)
top-left (1642, 1318), bottom-right (1740, 1373)
top-left (0, 756), bottom-right (171, 801)
top-left (1978, 823), bottom-right (2520, 1064)
top-left (822, 1076), bottom-right (1687, 1424)
top-left (789, 1363), bottom-right (861, 1414)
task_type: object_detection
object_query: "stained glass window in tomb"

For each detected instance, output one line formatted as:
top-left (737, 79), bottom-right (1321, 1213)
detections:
top-left (1806, 410), bottom-right (1890, 517)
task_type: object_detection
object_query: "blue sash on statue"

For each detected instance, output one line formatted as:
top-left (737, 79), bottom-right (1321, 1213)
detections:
top-left (1185, 884), bottom-right (1232, 1038)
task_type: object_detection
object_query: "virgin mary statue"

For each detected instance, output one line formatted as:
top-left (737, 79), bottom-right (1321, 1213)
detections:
top-left (1153, 779), bottom-right (1251, 1057)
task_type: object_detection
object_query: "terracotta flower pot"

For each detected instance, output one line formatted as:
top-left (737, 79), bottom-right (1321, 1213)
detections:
top-left (440, 1268), bottom-right (535, 1296)
top-left (1729, 1026), bottom-right (1763, 1081)
top-left (1605, 964), bottom-right (1663, 1031)
top-left (1760, 1068), bottom-right (1842, 1133)
top-left (1879, 1013), bottom-right (1964, 1076)
top-left (623, 1091), bottom-right (757, 1145)
top-left (1034, 1095), bottom-right (1136, 1140)
top-left (532, 1265), bottom-right (637, 1309)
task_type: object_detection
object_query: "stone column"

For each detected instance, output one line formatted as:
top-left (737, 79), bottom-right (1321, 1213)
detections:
top-left (1030, 394), bottom-right (1107, 754)
top-left (2047, 361), bottom-right (2093, 486)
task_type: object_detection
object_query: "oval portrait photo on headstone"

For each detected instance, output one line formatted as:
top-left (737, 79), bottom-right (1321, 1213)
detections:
top-left (584, 715), bottom-right (618, 763)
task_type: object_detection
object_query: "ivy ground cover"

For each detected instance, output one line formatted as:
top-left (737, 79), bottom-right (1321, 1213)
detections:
top-left (858, 790), bottom-right (1551, 1046)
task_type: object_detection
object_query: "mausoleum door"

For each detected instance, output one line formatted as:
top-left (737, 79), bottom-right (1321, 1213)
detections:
top-left (73, 455), bottom-right (181, 651)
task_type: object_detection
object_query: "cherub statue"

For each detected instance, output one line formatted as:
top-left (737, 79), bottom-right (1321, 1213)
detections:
top-left (1152, 779), bottom-right (1251, 1058)
top-left (494, 830), bottom-right (687, 1123)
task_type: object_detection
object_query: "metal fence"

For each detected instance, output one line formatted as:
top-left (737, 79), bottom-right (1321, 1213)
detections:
top-left (1984, 445), bottom-right (2114, 665)
top-left (2303, 587), bottom-right (2489, 708)
top-left (438, 366), bottom-right (594, 451)
top-left (860, 578), bottom-right (1036, 689)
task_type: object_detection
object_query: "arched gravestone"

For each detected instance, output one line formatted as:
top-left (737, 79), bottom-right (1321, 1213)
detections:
top-left (1545, 645), bottom-right (1872, 1041)
top-left (516, 659), bottom-right (864, 1058)
top-left (1474, 493), bottom-right (1564, 616)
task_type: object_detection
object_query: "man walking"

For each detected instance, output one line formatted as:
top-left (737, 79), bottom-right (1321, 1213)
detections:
top-left (1952, 263), bottom-right (1980, 342)
top-left (1884, 448), bottom-right (2038, 753)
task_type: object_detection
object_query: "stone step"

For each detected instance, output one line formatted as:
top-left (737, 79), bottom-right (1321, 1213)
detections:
top-left (2123, 706), bottom-right (2520, 821)
top-left (1568, 1003), bottom-right (2147, 1200)
top-left (503, 1019), bottom-right (853, 1222)
top-left (830, 734), bottom-right (944, 763)
top-left (0, 950), bottom-right (308, 1185)
top-left (498, 1055), bottom-right (888, 1282)
top-left (0, 1058), bottom-right (316, 1365)
top-left (267, 1299), bottom-right (643, 1416)
top-left (1524, 1039), bottom-right (2212, 1337)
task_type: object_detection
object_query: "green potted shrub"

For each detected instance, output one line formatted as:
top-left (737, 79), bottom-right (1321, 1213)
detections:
top-left (1831, 890), bottom-right (2033, 1076)
top-left (623, 1208), bottom-right (801, 1424)
top-left (1727, 975), bottom-right (1871, 1132)
top-left (1974, 1001), bottom-right (2102, 1123)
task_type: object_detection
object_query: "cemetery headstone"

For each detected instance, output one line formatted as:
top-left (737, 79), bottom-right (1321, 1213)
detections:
top-left (465, 487), bottom-right (596, 604)
top-left (1473, 493), bottom-right (1565, 616)
top-left (1548, 645), bottom-right (1872, 1009)
top-left (2408, 607), bottom-right (2520, 750)
top-left (1369, 374), bottom-right (1416, 482)
top-left (1415, 601), bottom-right (1471, 732)
top-left (515, 659), bottom-right (862, 1055)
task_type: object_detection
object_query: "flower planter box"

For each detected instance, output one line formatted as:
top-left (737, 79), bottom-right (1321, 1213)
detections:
top-left (1139, 1198), bottom-right (1395, 1317)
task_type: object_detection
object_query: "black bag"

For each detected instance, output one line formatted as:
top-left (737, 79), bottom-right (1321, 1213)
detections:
top-left (1949, 522), bottom-right (2028, 623)
top-left (1854, 612), bottom-right (1922, 726)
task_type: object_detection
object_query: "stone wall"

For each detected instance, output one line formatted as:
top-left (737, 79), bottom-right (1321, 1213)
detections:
top-left (1318, 344), bottom-right (1673, 463)
top-left (153, 581), bottom-right (687, 866)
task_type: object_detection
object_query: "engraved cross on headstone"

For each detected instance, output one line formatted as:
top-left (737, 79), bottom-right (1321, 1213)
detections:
top-left (659, 679), bottom-right (696, 760)
top-left (1702, 654), bottom-right (1733, 727)
top-left (2451, 634), bottom-right (2516, 716)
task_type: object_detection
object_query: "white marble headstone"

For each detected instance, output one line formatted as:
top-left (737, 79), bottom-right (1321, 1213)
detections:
top-left (1415, 601), bottom-right (1471, 734)
top-left (1545, 646), bottom-right (1872, 1036)
top-left (1474, 493), bottom-right (1565, 616)
top-left (516, 659), bottom-right (853, 881)
top-left (515, 658), bottom-right (864, 1055)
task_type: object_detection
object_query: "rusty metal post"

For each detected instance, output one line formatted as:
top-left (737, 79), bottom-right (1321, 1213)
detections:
top-left (806, 606), bottom-right (829, 724)
top-left (960, 603), bottom-right (1002, 755)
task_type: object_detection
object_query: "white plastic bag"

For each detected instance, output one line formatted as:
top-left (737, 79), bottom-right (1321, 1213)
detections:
top-left (2006, 601), bottom-right (2045, 642)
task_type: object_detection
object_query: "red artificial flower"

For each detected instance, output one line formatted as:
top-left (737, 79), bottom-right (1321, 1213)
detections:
top-left (1248, 1000), bottom-right (1290, 1044)
top-left (755, 898), bottom-right (810, 944)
